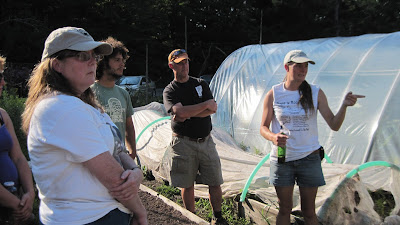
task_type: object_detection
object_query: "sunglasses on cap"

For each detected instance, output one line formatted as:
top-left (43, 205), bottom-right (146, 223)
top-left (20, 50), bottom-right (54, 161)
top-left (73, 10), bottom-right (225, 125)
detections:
top-left (169, 49), bottom-right (188, 62)
top-left (172, 49), bottom-right (186, 57)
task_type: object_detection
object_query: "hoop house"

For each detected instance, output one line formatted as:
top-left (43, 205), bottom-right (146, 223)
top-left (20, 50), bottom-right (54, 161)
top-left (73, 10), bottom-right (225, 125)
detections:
top-left (210, 32), bottom-right (400, 165)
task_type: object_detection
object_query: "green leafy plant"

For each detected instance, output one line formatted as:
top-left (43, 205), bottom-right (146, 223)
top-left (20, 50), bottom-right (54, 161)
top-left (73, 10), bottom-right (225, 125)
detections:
top-left (221, 198), bottom-right (236, 223)
top-left (260, 204), bottom-right (272, 225)
top-left (239, 142), bottom-right (249, 151)
top-left (369, 189), bottom-right (395, 219)
top-left (156, 184), bottom-right (181, 199)
top-left (141, 166), bottom-right (155, 181)
top-left (222, 198), bottom-right (252, 225)
top-left (253, 146), bottom-right (261, 155)
top-left (195, 197), bottom-right (252, 225)
top-left (195, 198), bottom-right (213, 220)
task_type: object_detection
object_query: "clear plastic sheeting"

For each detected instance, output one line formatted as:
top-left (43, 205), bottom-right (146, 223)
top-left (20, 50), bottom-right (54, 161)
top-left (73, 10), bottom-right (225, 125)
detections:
top-left (133, 103), bottom-right (400, 224)
top-left (210, 32), bottom-right (400, 165)
top-left (132, 104), bottom-right (272, 198)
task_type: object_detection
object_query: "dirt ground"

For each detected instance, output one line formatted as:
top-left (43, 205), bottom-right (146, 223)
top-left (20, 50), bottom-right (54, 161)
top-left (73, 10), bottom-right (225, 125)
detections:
top-left (139, 178), bottom-right (202, 225)
top-left (138, 190), bottom-right (199, 225)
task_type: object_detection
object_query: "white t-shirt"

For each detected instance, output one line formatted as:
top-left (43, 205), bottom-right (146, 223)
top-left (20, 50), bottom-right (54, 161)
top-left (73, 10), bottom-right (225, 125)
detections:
top-left (271, 83), bottom-right (320, 162)
top-left (28, 94), bottom-right (129, 225)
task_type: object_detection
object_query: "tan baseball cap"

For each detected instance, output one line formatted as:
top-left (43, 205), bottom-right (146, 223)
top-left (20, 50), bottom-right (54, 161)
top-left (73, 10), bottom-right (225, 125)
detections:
top-left (168, 49), bottom-right (189, 63)
top-left (41, 27), bottom-right (113, 61)
top-left (283, 50), bottom-right (315, 65)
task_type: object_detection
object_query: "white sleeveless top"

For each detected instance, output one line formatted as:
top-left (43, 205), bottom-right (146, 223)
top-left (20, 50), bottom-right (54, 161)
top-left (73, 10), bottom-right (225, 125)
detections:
top-left (270, 82), bottom-right (320, 162)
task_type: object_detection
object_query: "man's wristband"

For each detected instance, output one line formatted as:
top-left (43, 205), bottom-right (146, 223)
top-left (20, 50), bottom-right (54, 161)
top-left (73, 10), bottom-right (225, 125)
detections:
top-left (131, 165), bottom-right (140, 171)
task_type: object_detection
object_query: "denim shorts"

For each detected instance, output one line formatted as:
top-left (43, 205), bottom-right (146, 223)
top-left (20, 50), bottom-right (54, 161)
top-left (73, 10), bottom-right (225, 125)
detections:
top-left (269, 152), bottom-right (325, 187)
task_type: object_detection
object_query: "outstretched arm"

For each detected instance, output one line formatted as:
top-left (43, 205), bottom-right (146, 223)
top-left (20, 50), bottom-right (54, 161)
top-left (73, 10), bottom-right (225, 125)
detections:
top-left (318, 90), bottom-right (365, 131)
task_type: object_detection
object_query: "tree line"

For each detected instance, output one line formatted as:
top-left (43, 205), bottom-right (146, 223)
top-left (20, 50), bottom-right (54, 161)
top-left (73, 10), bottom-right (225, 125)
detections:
top-left (1, 0), bottom-right (399, 95)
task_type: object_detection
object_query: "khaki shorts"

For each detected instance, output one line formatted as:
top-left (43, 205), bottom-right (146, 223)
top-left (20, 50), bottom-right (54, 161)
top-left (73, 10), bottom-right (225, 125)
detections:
top-left (164, 135), bottom-right (223, 188)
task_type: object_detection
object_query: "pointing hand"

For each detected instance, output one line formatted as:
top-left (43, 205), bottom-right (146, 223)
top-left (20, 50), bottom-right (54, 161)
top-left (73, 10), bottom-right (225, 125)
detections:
top-left (343, 92), bottom-right (365, 107)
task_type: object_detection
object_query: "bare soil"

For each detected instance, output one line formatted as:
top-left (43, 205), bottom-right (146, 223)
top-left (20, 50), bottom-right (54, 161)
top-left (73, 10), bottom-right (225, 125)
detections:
top-left (138, 190), bottom-right (199, 225)
top-left (139, 179), bottom-right (203, 225)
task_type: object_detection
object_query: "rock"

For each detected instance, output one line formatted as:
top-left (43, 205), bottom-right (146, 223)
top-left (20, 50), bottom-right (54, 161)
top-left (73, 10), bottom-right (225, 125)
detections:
top-left (382, 215), bottom-right (400, 225)
top-left (318, 174), bottom-right (382, 225)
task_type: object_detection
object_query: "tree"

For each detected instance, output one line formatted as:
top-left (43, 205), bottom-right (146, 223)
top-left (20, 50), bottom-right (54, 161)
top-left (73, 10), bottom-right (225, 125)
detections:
top-left (1, 0), bottom-right (399, 95)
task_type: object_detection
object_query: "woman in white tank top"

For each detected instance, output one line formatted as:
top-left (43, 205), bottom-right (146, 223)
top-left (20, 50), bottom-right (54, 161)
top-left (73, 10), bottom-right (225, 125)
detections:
top-left (260, 50), bottom-right (365, 225)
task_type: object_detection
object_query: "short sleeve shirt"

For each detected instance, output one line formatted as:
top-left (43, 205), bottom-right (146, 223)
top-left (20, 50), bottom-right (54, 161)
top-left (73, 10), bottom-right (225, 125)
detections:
top-left (91, 82), bottom-right (134, 139)
top-left (163, 76), bottom-right (213, 138)
top-left (28, 94), bottom-right (129, 224)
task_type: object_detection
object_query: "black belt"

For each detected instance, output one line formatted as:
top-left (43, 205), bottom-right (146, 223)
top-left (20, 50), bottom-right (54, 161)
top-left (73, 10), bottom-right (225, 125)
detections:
top-left (172, 133), bottom-right (209, 143)
top-left (311, 149), bottom-right (320, 155)
top-left (311, 146), bottom-right (325, 160)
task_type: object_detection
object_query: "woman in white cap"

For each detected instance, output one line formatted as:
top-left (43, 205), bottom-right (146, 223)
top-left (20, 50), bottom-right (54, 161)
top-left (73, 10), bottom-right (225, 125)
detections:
top-left (260, 50), bottom-right (364, 225)
top-left (22, 27), bottom-right (147, 225)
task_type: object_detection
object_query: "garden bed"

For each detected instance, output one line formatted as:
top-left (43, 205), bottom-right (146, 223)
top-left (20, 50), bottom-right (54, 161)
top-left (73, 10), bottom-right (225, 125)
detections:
top-left (141, 174), bottom-right (397, 225)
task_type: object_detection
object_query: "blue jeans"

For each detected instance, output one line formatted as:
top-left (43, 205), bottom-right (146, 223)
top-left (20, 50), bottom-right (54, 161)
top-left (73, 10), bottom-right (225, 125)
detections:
top-left (39, 208), bottom-right (131, 225)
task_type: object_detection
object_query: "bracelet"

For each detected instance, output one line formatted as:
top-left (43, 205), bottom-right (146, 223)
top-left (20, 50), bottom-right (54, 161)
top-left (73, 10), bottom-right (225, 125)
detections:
top-left (131, 165), bottom-right (140, 171)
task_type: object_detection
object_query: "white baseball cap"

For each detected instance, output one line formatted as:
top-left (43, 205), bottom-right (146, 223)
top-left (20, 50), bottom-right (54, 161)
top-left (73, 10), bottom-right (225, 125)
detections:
top-left (283, 50), bottom-right (315, 65)
top-left (41, 27), bottom-right (112, 61)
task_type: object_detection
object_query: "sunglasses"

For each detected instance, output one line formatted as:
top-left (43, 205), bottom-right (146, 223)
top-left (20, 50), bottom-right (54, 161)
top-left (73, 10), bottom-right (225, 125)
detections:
top-left (75, 51), bottom-right (104, 62)
top-left (172, 49), bottom-right (186, 57)
top-left (62, 51), bottom-right (104, 62)
top-left (170, 49), bottom-right (188, 63)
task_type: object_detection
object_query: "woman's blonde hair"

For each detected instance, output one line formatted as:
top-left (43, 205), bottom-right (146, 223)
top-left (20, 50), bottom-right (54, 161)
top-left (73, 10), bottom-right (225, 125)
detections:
top-left (22, 50), bottom-right (102, 134)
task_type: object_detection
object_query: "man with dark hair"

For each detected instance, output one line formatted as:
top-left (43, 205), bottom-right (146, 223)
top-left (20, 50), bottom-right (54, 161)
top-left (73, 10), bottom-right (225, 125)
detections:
top-left (91, 37), bottom-right (137, 159)
top-left (163, 49), bottom-right (227, 225)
